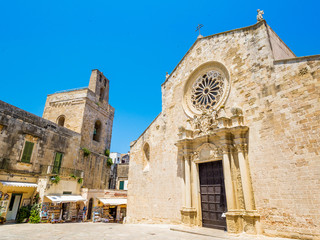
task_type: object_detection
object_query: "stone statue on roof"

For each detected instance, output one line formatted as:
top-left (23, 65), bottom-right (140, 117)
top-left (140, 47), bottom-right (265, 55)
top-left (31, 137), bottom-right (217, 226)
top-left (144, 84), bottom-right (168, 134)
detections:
top-left (257, 9), bottom-right (264, 22)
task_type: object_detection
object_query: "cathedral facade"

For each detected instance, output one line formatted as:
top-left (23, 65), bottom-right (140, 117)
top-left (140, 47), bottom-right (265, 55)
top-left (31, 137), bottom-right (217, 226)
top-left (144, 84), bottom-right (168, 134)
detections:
top-left (127, 20), bottom-right (320, 239)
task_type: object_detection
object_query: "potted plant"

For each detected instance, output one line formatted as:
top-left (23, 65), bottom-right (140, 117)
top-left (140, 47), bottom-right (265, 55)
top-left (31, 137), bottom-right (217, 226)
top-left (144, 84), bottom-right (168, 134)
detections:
top-left (16, 205), bottom-right (31, 223)
top-left (29, 203), bottom-right (41, 223)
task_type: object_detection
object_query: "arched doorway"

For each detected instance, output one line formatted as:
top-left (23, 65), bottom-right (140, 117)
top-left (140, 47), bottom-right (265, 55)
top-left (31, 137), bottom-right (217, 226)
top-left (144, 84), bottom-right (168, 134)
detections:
top-left (176, 109), bottom-right (259, 234)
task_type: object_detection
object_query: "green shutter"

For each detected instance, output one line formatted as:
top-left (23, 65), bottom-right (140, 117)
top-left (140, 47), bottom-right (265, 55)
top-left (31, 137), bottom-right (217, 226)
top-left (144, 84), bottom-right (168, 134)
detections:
top-left (21, 141), bottom-right (34, 163)
top-left (52, 152), bottom-right (63, 174)
top-left (119, 181), bottom-right (124, 190)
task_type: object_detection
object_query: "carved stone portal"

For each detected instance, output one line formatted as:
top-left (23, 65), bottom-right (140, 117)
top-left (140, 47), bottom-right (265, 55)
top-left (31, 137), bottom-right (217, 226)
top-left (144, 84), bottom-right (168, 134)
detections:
top-left (176, 108), bottom-right (261, 234)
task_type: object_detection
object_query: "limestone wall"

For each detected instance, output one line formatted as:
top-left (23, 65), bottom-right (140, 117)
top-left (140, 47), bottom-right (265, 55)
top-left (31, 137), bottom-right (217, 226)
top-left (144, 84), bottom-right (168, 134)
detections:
top-left (44, 179), bottom-right (81, 196)
top-left (0, 100), bottom-right (82, 174)
top-left (0, 100), bottom-right (83, 209)
top-left (43, 89), bottom-right (88, 133)
top-left (117, 164), bottom-right (129, 178)
top-left (80, 92), bottom-right (114, 154)
top-left (248, 56), bottom-right (320, 239)
top-left (128, 20), bottom-right (320, 239)
top-left (82, 152), bottom-right (110, 189)
top-left (128, 113), bottom-right (183, 224)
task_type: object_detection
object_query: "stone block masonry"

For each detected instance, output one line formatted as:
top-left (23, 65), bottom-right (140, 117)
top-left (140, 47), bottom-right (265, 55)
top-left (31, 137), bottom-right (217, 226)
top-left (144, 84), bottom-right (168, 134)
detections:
top-left (127, 20), bottom-right (320, 239)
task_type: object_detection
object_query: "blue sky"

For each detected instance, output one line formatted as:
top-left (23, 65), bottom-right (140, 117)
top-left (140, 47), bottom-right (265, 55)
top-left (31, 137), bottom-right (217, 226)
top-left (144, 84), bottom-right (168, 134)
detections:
top-left (0, 0), bottom-right (319, 153)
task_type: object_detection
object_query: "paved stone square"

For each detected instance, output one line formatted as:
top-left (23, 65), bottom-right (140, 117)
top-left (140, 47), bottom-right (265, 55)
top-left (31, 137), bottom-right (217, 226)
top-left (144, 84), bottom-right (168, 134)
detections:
top-left (0, 223), bottom-right (291, 240)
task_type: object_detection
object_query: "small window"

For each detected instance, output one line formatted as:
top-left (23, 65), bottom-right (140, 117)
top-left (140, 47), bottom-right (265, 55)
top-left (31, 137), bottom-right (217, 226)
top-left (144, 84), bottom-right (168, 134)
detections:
top-left (93, 120), bottom-right (101, 142)
top-left (63, 191), bottom-right (72, 195)
top-left (99, 87), bottom-right (105, 102)
top-left (119, 181), bottom-right (124, 190)
top-left (52, 152), bottom-right (63, 174)
top-left (21, 141), bottom-right (34, 163)
top-left (57, 116), bottom-right (65, 127)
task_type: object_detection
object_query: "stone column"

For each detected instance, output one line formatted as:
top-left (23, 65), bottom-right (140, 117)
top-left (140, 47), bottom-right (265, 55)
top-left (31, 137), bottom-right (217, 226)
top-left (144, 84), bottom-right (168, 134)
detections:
top-left (180, 153), bottom-right (197, 226)
top-left (191, 159), bottom-right (198, 209)
top-left (221, 144), bottom-right (244, 234)
top-left (235, 141), bottom-right (261, 234)
top-left (236, 144), bottom-right (254, 211)
top-left (184, 155), bottom-right (191, 208)
top-left (221, 146), bottom-right (236, 211)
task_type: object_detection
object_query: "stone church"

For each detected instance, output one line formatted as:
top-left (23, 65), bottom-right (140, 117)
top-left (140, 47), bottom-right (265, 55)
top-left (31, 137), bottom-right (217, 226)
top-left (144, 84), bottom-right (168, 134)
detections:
top-left (127, 20), bottom-right (320, 239)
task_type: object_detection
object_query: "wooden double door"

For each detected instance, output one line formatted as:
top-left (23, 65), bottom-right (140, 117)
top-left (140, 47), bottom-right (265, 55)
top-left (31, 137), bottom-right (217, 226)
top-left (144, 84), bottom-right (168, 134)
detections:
top-left (199, 161), bottom-right (227, 230)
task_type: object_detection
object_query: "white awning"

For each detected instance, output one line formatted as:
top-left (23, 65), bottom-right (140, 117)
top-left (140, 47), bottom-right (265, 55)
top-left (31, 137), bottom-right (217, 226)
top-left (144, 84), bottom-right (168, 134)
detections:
top-left (46, 195), bottom-right (86, 203)
top-left (0, 181), bottom-right (38, 188)
top-left (98, 198), bottom-right (127, 206)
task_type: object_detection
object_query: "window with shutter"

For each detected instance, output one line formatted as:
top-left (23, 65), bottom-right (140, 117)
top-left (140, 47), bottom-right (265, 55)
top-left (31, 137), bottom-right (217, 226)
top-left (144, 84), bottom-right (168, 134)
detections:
top-left (21, 141), bottom-right (34, 163)
top-left (119, 181), bottom-right (124, 190)
top-left (52, 152), bottom-right (63, 174)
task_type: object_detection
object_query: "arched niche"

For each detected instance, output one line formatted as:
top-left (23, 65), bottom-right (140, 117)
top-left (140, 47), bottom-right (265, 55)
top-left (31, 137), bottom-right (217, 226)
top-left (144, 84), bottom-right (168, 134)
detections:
top-left (57, 115), bottom-right (66, 127)
top-left (143, 142), bottom-right (150, 172)
top-left (93, 120), bottom-right (102, 142)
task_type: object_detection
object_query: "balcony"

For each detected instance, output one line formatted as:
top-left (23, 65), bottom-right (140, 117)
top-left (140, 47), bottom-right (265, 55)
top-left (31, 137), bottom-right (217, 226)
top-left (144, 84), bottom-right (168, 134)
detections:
top-left (0, 158), bottom-right (38, 174)
top-left (40, 165), bottom-right (83, 178)
top-left (0, 160), bottom-right (83, 178)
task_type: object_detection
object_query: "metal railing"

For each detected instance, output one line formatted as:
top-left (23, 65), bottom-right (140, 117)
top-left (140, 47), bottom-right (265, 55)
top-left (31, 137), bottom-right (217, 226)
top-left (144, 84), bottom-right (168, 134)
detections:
top-left (0, 160), bottom-right (83, 178)
top-left (40, 165), bottom-right (83, 178)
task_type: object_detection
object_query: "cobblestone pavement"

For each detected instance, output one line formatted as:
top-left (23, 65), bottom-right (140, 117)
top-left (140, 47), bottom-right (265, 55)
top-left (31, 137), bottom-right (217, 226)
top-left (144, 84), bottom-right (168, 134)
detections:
top-left (0, 223), bottom-right (291, 240)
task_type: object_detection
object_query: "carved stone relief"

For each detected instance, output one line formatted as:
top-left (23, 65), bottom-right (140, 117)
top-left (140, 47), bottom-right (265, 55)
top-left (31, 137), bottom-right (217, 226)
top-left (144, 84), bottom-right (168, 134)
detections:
top-left (193, 143), bottom-right (223, 162)
top-left (189, 111), bottom-right (217, 136)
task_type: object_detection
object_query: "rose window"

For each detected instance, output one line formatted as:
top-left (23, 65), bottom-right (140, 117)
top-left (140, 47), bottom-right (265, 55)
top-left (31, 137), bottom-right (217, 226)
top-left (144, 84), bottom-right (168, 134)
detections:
top-left (191, 70), bottom-right (225, 111)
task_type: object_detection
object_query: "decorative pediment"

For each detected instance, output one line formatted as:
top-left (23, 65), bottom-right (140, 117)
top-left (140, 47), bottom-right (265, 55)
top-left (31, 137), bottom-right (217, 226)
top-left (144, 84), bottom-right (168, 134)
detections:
top-left (178, 106), bottom-right (245, 140)
top-left (193, 143), bottom-right (222, 162)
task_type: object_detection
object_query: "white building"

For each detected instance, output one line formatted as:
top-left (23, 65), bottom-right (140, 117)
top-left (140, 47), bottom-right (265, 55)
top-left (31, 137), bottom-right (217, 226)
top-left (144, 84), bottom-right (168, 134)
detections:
top-left (110, 152), bottom-right (121, 164)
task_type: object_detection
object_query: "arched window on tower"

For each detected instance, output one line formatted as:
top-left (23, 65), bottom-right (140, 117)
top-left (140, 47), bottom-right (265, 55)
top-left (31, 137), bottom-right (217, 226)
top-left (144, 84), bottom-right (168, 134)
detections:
top-left (93, 120), bottom-right (101, 142)
top-left (57, 115), bottom-right (65, 127)
top-left (99, 87), bottom-right (105, 102)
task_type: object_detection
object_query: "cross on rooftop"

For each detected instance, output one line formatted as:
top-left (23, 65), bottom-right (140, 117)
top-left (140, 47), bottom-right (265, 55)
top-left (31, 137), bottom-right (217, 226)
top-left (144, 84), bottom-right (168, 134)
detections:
top-left (196, 24), bottom-right (204, 35)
